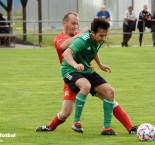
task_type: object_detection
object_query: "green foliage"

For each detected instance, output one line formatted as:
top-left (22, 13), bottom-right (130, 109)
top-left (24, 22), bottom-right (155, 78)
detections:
top-left (0, 47), bottom-right (155, 145)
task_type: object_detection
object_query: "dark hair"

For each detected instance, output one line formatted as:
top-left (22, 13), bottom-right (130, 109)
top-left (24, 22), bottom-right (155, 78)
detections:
top-left (62, 12), bottom-right (78, 22)
top-left (91, 18), bottom-right (110, 33)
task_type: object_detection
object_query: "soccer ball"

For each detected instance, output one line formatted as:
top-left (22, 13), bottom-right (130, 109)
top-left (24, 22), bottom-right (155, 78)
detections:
top-left (137, 123), bottom-right (155, 141)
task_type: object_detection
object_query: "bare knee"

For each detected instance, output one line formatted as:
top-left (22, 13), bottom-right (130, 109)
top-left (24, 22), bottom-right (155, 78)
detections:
top-left (80, 83), bottom-right (91, 94)
top-left (76, 78), bottom-right (91, 94)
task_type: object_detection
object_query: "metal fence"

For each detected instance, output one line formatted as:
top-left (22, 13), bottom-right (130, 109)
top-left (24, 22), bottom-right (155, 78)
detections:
top-left (1, 20), bottom-right (155, 48)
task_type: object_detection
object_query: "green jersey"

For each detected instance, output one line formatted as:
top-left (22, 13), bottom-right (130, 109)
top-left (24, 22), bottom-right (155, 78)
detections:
top-left (61, 30), bottom-right (102, 78)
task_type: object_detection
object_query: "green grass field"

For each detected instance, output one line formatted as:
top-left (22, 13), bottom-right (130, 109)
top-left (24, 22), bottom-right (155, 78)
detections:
top-left (0, 47), bottom-right (155, 145)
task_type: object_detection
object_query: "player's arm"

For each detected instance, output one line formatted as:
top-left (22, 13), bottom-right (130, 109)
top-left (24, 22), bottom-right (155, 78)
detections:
top-left (60, 27), bottom-right (89, 51)
top-left (62, 48), bottom-right (84, 71)
top-left (94, 54), bottom-right (112, 73)
top-left (60, 37), bottom-right (76, 52)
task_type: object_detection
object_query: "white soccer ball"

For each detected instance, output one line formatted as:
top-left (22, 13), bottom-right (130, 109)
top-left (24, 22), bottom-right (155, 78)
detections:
top-left (137, 123), bottom-right (155, 141)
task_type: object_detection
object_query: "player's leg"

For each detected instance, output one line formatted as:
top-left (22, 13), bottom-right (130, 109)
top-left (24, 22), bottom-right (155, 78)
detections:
top-left (49, 100), bottom-right (75, 131)
top-left (36, 84), bottom-right (76, 132)
top-left (65, 73), bottom-right (91, 133)
top-left (95, 94), bottom-right (137, 134)
top-left (113, 101), bottom-right (137, 134)
top-left (93, 71), bottom-right (137, 134)
top-left (87, 72), bottom-right (117, 135)
top-left (72, 78), bottom-right (90, 133)
top-left (36, 100), bottom-right (74, 132)
top-left (94, 83), bottom-right (117, 135)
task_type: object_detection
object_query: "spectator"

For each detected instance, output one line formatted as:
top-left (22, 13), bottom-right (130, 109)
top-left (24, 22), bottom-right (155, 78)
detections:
top-left (137, 5), bottom-right (152, 47)
top-left (96, 5), bottom-right (111, 21)
top-left (151, 13), bottom-right (155, 46)
top-left (0, 13), bottom-right (9, 34)
top-left (121, 6), bottom-right (137, 47)
top-left (0, 13), bottom-right (9, 45)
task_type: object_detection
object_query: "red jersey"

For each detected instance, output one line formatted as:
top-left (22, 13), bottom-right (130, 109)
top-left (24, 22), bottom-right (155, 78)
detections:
top-left (54, 32), bottom-right (78, 64)
top-left (53, 31), bottom-right (96, 100)
top-left (54, 32), bottom-right (96, 72)
top-left (54, 32), bottom-right (78, 100)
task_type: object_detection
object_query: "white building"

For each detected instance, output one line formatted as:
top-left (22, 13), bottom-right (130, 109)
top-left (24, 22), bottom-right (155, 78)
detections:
top-left (26, 0), bottom-right (154, 29)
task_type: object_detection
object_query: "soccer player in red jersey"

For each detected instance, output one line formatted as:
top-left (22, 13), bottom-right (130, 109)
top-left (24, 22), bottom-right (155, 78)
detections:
top-left (36, 12), bottom-right (137, 134)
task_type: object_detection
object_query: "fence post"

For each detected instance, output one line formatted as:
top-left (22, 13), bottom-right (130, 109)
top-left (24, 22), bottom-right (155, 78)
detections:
top-left (33, 21), bottom-right (36, 48)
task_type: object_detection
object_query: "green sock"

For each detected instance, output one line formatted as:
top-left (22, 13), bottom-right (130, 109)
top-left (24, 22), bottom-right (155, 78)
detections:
top-left (74, 93), bottom-right (87, 122)
top-left (103, 98), bottom-right (114, 128)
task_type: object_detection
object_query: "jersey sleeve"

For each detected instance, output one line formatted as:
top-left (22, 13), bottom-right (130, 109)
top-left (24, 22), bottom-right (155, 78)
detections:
top-left (107, 11), bottom-right (110, 18)
top-left (69, 37), bottom-right (86, 54)
top-left (54, 36), bottom-right (65, 51)
top-left (54, 34), bottom-right (67, 64)
top-left (96, 11), bottom-right (101, 17)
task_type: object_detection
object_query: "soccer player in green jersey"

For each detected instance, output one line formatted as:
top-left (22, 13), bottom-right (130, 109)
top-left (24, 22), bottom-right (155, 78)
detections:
top-left (36, 13), bottom-right (137, 134)
top-left (61, 18), bottom-right (117, 135)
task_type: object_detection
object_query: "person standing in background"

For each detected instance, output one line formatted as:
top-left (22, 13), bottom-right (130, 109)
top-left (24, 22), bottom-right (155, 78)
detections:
top-left (137, 5), bottom-right (152, 47)
top-left (0, 13), bottom-right (9, 45)
top-left (96, 5), bottom-right (111, 22)
top-left (0, 13), bottom-right (9, 34)
top-left (151, 13), bottom-right (155, 46)
top-left (121, 6), bottom-right (137, 47)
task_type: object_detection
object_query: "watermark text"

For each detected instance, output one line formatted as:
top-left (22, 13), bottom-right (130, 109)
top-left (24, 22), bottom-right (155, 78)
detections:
top-left (0, 133), bottom-right (16, 138)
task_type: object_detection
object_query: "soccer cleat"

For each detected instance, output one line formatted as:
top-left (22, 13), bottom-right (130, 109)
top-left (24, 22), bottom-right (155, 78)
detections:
top-left (36, 125), bottom-right (51, 132)
top-left (129, 126), bottom-right (138, 134)
top-left (72, 121), bottom-right (83, 133)
top-left (101, 127), bottom-right (118, 136)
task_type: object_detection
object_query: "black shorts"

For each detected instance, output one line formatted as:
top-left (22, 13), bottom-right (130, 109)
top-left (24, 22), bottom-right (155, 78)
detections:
top-left (64, 72), bottom-right (107, 96)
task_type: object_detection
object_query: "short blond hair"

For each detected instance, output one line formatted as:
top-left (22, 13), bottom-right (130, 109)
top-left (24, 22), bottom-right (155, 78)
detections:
top-left (62, 12), bottom-right (78, 22)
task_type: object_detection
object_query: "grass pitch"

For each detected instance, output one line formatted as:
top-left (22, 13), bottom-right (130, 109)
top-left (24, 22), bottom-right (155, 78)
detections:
top-left (0, 47), bottom-right (155, 145)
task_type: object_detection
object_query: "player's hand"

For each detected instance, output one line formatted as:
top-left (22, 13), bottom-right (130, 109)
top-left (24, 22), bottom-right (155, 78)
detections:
top-left (74, 64), bottom-right (84, 71)
top-left (99, 64), bottom-right (112, 73)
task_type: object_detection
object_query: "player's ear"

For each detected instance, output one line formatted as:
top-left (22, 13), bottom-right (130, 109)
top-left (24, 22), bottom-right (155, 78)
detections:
top-left (91, 31), bottom-right (96, 36)
top-left (62, 20), bottom-right (67, 25)
top-left (62, 21), bottom-right (65, 25)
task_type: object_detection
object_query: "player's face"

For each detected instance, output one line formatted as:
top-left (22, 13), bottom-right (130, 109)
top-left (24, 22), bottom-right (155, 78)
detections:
top-left (63, 14), bottom-right (79, 36)
top-left (91, 29), bottom-right (108, 44)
